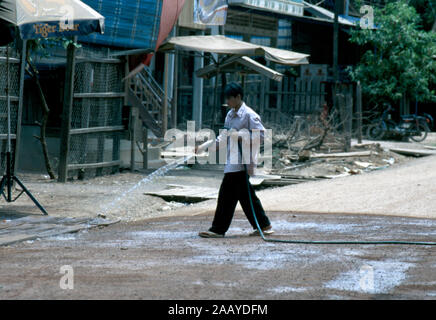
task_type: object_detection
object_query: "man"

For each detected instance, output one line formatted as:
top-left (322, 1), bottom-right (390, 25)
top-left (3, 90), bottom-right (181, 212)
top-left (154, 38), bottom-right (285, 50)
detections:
top-left (197, 82), bottom-right (274, 238)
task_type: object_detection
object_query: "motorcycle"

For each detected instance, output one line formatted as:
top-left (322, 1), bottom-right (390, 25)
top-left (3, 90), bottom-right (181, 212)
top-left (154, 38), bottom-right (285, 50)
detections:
top-left (366, 103), bottom-right (432, 142)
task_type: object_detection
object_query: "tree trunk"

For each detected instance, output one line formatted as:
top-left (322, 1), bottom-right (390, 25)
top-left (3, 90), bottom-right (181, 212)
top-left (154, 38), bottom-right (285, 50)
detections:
top-left (27, 58), bottom-right (56, 179)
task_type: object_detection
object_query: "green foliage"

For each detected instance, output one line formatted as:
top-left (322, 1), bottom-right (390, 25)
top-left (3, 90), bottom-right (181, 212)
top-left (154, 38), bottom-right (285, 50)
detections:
top-left (407, 0), bottom-right (436, 31)
top-left (348, 0), bottom-right (436, 105)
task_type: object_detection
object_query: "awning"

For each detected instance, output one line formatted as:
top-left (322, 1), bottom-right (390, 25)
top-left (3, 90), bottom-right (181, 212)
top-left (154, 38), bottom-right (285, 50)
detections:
top-left (303, 1), bottom-right (356, 26)
top-left (196, 55), bottom-right (284, 81)
top-left (228, 0), bottom-right (358, 27)
top-left (0, 0), bottom-right (104, 39)
top-left (228, 0), bottom-right (304, 18)
top-left (159, 35), bottom-right (309, 65)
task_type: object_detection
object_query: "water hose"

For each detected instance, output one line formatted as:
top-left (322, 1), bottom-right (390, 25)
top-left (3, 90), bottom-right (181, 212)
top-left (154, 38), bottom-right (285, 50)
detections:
top-left (237, 141), bottom-right (436, 246)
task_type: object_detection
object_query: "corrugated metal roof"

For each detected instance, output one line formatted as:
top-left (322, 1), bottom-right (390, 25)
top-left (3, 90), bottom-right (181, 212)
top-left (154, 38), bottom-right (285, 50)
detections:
top-left (79, 0), bottom-right (162, 49)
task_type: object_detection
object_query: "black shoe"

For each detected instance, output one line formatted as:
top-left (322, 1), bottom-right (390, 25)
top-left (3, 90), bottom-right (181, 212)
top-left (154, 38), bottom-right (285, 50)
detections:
top-left (199, 230), bottom-right (224, 238)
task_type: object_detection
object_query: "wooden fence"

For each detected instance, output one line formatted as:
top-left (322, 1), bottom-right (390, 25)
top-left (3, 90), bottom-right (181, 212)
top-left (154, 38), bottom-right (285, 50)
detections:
top-left (58, 44), bottom-right (125, 182)
top-left (177, 75), bottom-right (328, 127)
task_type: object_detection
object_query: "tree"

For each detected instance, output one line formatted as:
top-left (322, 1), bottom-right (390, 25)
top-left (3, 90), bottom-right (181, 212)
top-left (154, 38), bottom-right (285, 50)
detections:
top-left (408, 0), bottom-right (436, 32)
top-left (347, 1), bottom-right (436, 107)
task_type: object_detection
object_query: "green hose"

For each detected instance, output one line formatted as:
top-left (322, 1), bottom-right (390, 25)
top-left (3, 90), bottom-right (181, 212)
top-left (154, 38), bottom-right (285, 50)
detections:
top-left (239, 142), bottom-right (436, 246)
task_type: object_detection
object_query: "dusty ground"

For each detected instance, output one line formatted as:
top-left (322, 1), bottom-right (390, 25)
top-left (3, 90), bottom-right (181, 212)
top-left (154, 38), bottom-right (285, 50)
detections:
top-left (1, 211), bottom-right (436, 299)
top-left (0, 134), bottom-right (436, 299)
top-left (3, 134), bottom-right (435, 223)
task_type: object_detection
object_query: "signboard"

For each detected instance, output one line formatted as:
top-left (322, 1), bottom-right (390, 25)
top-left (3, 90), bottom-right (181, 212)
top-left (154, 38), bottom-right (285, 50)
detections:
top-left (0, 0), bottom-right (104, 40)
top-left (194, 0), bottom-right (228, 25)
top-left (228, 0), bottom-right (304, 17)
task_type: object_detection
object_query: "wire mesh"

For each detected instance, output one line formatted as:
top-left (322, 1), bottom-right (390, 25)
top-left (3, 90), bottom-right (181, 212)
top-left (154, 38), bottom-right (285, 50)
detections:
top-left (67, 45), bottom-right (124, 179)
top-left (0, 46), bottom-right (20, 174)
top-left (68, 131), bottom-right (120, 179)
top-left (197, 72), bottom-right (328, 129)
top-left (69, 132), bottom-right (119, 163)
top-left (71, 97), bottom-right (123, 129)
top-left (74, 61), bottom-right (124, 94)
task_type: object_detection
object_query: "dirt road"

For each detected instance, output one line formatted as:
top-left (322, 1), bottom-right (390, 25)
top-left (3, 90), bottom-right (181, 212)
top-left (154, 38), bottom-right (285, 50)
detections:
top-left (1, 211), bottom-right (436, 299)
top-left (162, 153), bottom-right (436, 221)
top-left (1, 139), bottom-right (436, 299)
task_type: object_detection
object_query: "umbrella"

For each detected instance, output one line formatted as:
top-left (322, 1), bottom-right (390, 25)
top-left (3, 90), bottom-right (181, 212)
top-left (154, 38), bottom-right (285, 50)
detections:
top-left (0, 0), bottom-right (104, 40)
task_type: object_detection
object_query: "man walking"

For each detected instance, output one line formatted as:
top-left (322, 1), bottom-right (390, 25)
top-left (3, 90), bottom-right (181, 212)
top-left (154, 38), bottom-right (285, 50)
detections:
top-left (197, 82), bottom-right (273, 238)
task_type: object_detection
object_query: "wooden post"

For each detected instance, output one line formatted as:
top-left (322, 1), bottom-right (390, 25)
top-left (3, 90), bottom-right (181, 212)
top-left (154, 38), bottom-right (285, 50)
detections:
top-left (295, 78), bottom-right (301, 113)
top-left (172, 51), bottom-right (178, 129)
top-left (345, 91), bottom-right (353, 152)
top-left (260, 76), bottom-right (265, 115)
top-left (213, 68), bottom-right (219, 132)
top-left (14, 39), bottom-right (27, 174)
top-left (58, 37), bottom-right (77, 182)
top-left (283, 77), bottom-right (289, 114)
top-left (277, 74), bottom-right (282, 112)
top-left (269, 35), bottom-right (278, 112)
top-left (333, 0), bottom-right (339, 85)
top-left (333, 81), bottom-right (340, 112)
top-left (336, 92), bottom-right (346, 150)
top-left (130, 107), bottom-right (137, 171)
top-left (112, 132), bottom-right (120, 174)
top-left (143, 126), bottom-right (148, 170)
top-left (162, 52), bottom-right (169, 136)
top-left (241, 73), bottom-right (246, 93)
top-left (265, 78), bottom-right (270, 110)
top-left (356, 81), bottom-right (362, 144)
top-left (306, 79), bottom-right (312, 113)
top-left (290, 77), bottom-right (295, 115)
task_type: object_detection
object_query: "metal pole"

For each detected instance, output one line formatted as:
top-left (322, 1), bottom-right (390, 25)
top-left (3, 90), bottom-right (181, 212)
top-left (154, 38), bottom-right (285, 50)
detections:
top-left (14, 39), bottom-right (27, 174)
top-left (0, 43), bottom-right (48, 215)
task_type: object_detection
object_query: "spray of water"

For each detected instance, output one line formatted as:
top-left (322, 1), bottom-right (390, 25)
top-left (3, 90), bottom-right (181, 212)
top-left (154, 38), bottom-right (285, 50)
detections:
top-left (99, 154), bottom-right (195, 217)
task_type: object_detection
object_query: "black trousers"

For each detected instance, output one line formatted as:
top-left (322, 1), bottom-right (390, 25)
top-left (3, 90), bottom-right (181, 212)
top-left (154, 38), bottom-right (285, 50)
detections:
top-left (209, 171), bottom-right (271, 235)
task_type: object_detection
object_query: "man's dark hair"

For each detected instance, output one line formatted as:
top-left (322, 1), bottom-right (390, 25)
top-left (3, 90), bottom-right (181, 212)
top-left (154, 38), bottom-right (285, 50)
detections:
top-left (224, 82), bottom-right (244, 99)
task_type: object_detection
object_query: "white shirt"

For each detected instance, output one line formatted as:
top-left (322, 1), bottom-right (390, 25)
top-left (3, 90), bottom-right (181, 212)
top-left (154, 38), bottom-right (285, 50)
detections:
top-left (215, 102), bottom-right (265, 175)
